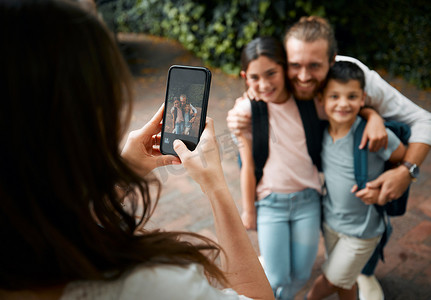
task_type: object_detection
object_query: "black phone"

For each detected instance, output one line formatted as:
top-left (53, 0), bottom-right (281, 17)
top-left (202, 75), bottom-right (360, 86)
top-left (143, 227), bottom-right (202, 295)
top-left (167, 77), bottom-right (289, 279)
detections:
top-left (160, 65), bottom-right (211, 156)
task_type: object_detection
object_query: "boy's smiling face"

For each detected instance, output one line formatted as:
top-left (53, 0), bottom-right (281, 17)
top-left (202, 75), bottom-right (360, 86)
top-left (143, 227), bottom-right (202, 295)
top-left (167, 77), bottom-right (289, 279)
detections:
top-left (321, 79), bottom-right (365, 126)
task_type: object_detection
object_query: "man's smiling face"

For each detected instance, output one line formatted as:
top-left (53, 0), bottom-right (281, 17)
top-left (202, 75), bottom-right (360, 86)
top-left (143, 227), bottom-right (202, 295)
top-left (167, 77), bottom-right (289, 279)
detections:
top-left (286, 37), bottom-right (333, 100)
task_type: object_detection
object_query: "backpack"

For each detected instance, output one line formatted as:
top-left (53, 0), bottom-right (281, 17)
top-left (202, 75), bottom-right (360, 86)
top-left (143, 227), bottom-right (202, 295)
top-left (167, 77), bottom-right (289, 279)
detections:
top-left (248, 99), bottom-right (411, 216)
top-left (353, 117), bottom-right (411, 216)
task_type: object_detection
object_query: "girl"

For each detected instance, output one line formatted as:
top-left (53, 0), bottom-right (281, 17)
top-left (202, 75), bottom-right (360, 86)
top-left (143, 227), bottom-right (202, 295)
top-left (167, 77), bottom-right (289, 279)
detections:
top-left (233, 37), bottom-right (322, 300)
top-left (171, 97), bottom-right (185, 134)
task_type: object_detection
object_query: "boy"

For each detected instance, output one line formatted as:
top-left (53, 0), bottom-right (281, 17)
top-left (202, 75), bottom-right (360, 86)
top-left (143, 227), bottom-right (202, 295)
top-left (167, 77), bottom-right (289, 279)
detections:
top-left (306, 61), bottom-right (406, 300)
top-left (183, 103), bottom-right (193, 135)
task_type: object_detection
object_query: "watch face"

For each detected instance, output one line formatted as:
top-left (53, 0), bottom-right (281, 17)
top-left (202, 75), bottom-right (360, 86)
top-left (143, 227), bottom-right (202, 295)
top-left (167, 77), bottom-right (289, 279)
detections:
top-left (411, 164), bottom-right (419, 178)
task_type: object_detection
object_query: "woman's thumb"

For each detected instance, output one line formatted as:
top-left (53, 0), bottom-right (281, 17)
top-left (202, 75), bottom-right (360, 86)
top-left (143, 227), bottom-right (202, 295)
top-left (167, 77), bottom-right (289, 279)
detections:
top-left (173, 139), bottom-right (188, 158)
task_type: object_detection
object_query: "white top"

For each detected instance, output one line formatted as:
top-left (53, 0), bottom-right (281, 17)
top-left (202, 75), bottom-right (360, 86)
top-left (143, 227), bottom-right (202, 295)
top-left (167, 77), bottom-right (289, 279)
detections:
top-left (61, 264), bottom-right (252, 300)
top-left (234, 97), bottom-right (322, 200)
top-left (336, 55), bottom-right (431, 145)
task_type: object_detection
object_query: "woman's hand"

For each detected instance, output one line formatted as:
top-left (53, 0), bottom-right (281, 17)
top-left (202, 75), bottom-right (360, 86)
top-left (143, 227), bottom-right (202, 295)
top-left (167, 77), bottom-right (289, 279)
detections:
top-left (121, 105), bottom-right (180, 177)
top-left (173, 117), bottom-right (225, 191)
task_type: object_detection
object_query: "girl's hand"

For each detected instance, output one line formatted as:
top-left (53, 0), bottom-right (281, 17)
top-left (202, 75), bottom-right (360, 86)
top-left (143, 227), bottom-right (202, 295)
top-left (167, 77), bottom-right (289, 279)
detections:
top-left (241, 210), bottom-right (257, 230)
top-left (121, 105), bottom-right (180, 177)
top-left (173, 118), bottom-right (225, 191)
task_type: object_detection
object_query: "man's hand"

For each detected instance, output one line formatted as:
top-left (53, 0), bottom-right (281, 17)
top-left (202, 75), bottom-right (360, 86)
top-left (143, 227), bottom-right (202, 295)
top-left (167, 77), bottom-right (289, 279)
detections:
top-left (226, 97), bottom-right (251, 134)
top-left (364, 165), bottom-right (411, 205)
top-left (359, 108), bottom-right (388, 152)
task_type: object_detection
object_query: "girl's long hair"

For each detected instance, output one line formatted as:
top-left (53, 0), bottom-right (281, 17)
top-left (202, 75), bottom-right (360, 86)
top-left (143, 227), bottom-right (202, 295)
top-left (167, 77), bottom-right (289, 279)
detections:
top-left (240, 36), bottom-right (287, 73)
top-left (0, 0), bottom-right (225, 290)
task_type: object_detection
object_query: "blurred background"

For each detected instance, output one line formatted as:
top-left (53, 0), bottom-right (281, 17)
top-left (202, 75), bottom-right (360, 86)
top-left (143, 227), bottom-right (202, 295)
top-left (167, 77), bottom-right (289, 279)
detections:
top-left (96, 0), bottom-right (431, 89)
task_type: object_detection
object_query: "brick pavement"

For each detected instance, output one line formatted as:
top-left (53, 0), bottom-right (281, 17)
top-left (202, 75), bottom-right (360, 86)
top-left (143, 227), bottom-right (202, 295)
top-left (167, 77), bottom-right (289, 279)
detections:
top-left (119, 33), bottom-right (431, 300)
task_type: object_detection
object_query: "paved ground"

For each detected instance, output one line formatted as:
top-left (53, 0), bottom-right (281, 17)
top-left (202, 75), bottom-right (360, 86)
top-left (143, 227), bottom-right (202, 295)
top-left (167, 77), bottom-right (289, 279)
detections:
top-left (118, 33), bottom-right (431, 300)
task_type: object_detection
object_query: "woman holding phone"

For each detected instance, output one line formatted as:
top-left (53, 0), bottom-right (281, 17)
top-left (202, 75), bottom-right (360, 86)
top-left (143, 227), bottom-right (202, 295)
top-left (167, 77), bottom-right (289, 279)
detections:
top-left (0, 1), bottom-right (273, 299)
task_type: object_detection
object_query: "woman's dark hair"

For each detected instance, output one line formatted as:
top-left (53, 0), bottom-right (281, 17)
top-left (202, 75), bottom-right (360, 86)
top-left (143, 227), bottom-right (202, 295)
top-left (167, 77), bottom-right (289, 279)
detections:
top-left (240, 36), bottom-right (287, 74)
top-left (0, 0), bottom-right (225, 290)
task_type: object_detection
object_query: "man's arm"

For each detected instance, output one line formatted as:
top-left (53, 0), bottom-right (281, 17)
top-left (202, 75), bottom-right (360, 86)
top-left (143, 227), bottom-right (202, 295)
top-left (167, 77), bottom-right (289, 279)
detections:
top-left (338, 55), bottom-right (431, 204)
top-left (366, 143), bottom-right (430, 205)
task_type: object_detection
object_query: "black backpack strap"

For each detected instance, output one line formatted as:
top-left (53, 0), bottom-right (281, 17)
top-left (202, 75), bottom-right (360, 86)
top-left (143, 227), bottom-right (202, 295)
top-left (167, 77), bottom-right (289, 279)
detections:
top-left (250, 100), bottom-right (269, 184)
top-left (383, 120), bottom-right (411, 216)
top-left (295, 98), bottom-right (326, 171)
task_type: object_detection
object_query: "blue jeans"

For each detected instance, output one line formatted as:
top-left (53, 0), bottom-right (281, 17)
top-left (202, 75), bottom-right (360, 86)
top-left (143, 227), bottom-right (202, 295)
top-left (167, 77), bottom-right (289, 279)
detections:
top-left (174, 122), bottom-right (184, 134)
top-left (256, 189), bottom-right (321, 300)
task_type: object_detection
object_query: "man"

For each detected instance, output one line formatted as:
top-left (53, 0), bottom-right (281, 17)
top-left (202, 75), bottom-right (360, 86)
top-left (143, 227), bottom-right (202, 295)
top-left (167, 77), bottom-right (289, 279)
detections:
top-left (227, 16), bottom-right (431, 300)
top-left (180, 94), bottom-right (197, 121)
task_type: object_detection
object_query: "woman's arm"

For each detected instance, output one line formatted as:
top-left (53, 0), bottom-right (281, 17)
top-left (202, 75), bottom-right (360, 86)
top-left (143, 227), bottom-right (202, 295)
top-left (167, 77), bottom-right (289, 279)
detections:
top-left (174, 118), bottom-right (274, 300)
top-left (237, 133), bottom-right (257, 230)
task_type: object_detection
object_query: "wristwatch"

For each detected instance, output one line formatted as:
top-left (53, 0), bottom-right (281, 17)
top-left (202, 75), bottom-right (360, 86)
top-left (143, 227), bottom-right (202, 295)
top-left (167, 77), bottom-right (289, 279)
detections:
top-left (401, 161), bottom-right (419, 182)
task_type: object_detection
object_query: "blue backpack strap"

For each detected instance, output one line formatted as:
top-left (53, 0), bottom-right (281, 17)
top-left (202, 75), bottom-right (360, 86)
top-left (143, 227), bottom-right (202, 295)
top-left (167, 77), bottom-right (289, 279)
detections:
top-left (250, 100), bottom-right (269, 185)
top-left (384, 120), bottom-right (411, 145)
top-left (353, 117), bottom-right (368, 190)
top-left (295, 98), bottom-right (327, 171)
top-left (354, 118), bottom-right (412, 263)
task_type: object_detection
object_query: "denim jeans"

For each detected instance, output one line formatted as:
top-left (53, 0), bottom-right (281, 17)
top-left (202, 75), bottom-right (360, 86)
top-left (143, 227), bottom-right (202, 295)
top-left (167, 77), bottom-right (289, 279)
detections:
top-left (256, 189), bottom-right (321, 300)
top-left (174, 122), bottom-right (184, 134)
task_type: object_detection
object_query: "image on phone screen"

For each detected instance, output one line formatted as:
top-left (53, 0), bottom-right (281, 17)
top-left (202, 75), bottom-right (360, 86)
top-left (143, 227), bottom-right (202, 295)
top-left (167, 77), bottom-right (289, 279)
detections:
top-left (161, 65), bottom-right (211, 156)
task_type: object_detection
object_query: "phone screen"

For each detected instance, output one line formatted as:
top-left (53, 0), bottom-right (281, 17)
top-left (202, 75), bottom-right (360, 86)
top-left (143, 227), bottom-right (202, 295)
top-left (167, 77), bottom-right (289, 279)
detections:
top-left (160, 65), bottom-right (211, 156)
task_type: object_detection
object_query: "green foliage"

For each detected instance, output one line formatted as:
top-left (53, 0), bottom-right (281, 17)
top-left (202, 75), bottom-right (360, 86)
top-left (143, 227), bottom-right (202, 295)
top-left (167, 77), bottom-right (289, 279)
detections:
top-left (116, 0), bottom-right (324, 75)
top-left (319, 0), bottom-right (431, 89)
top-left (111, 0), bottom-right (430, 88)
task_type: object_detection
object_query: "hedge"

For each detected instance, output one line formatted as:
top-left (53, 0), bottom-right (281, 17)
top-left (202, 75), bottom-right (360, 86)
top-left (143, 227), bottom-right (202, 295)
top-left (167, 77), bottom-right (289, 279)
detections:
top-left (101, 0), bottom-right (431, 89)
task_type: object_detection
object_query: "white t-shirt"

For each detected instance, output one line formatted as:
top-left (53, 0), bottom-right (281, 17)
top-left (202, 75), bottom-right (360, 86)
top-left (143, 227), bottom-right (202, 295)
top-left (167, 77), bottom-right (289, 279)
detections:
top-left (336, 55), bottom-right (431, 145)
top-left (61, 264), bottom-right (252, 300)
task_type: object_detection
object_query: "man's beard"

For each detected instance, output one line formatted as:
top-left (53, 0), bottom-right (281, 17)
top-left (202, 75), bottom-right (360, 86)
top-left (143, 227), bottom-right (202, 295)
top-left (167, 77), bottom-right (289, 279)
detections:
top-left (288, 79), bottom-right (324, 101)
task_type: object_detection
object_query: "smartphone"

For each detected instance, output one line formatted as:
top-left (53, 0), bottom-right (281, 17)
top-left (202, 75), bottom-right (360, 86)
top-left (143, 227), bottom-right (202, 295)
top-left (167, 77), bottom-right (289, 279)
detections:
top-left (160, 65), bottom-right (211, 156)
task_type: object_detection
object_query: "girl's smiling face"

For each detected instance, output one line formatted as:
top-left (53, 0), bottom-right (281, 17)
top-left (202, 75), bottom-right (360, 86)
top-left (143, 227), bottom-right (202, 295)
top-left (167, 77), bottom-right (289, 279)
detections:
top-left (242, 55), bottom-right (288, 104)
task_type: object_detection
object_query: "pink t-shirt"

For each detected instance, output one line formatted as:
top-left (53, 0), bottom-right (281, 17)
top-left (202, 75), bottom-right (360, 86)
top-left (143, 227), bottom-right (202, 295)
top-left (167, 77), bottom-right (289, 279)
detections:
top-left (234, 97), bottom-right (322, 200)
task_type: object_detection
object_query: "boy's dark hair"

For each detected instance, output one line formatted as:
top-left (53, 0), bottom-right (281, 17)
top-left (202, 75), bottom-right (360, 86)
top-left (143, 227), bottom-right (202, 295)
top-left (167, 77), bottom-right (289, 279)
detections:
top-left (326, 61), bottom-right (365, 89)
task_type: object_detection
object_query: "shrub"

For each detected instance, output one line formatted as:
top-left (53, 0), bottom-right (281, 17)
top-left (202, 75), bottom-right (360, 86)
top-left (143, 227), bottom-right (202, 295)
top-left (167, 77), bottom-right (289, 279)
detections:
top-left (105, 0), bottom-right (430, 88)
